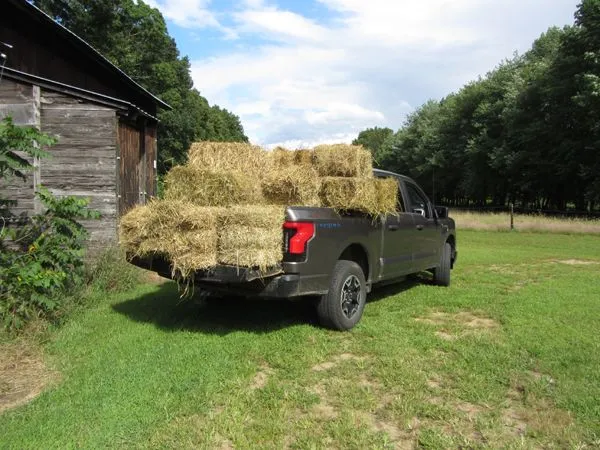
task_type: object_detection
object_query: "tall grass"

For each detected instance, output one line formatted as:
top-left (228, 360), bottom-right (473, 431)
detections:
top-left (450, 211), bottom-right (600, 234)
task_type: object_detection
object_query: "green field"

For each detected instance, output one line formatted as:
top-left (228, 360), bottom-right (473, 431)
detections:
top-left (1, 231), bottom-right (599, 449)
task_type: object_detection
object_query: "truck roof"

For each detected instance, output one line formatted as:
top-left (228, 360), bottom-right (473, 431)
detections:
top-left (373, 169), bottom-right (417, 184)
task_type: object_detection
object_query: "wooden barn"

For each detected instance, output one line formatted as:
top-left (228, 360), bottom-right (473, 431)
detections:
top-left (0, 0), bottom-right (170, 249)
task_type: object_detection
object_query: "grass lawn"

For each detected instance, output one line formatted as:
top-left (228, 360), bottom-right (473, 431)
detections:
top-left (1, 230), bottom-right (599, 449)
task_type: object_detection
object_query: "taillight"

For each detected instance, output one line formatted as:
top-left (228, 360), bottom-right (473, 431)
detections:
top-left (283, 221), bottom-right (315, 255)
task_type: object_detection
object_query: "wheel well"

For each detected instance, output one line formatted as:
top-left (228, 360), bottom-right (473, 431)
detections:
top-left (446, 235), bottom-right (456, 266)
top-left (339, 244), bottom-right (369, 280)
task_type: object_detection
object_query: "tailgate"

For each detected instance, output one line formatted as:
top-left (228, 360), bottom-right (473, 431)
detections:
top-left (129, 255), bottom-right (283, 283)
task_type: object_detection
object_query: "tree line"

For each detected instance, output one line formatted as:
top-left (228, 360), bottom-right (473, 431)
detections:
top-left (34, 0), bottom-right (248, 174)
top-left (356, 0), bottom-right (600, 212)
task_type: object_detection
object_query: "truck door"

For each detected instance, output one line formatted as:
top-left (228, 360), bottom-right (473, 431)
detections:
top-left (403, 181), bottom-right (440, 271)
top-left (378, 177), bottom-right (415, 280)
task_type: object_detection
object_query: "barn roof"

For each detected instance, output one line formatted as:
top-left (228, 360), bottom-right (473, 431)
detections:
top-left (3, 0), bottom-right (171, 112)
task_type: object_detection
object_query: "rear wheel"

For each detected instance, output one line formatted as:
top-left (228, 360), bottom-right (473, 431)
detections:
top-left (433, 242), bottom-right (452, 286)
top-left (317, 260), bottom-right (367, 331)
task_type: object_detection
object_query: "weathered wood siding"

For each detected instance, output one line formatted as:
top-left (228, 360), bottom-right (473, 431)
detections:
top-left (118, 122), bottom-right (143, 214)
top-left (40, 90), bottom-right (118, 247)
top-left (0, 79), bottom-right (38, 218)
top-left (144, 124), bottom-right (158, 198)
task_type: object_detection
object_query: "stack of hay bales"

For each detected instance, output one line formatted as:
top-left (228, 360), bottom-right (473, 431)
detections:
top-left (119, 142), bottom-right (398, 279)
top-left (314, 144), bottom-right (399, 216)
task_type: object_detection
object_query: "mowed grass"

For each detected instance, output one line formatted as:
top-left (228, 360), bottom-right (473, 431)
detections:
top-left (451, 211), bottom-right (600, 234)
top-left (1, 231), bottom-right (599, 449)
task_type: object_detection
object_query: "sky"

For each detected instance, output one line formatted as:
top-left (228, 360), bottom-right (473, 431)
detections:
top-left (144, 0), bottom-right (579, 148)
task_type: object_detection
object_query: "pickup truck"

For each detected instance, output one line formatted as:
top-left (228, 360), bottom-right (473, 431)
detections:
top-left (131, 170), bottom-right (457, 330)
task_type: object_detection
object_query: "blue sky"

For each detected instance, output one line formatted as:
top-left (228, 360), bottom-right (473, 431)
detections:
top-left (145, 0), bottom-right (579, 147)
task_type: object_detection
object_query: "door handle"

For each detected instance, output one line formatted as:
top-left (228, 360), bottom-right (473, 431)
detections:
top-left (388, 224), bottom-right (399, 231)
top-left (416, 225), bottom-right (424, 231)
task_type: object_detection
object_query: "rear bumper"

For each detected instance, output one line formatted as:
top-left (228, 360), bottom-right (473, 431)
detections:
top-left (129, 255), bottom-right (329, 298)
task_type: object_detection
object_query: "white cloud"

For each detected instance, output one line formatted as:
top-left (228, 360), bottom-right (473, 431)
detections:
top-left (185, 0), bottom-right (578, 146)
top-left (143, 0), bottom-right (236, 36)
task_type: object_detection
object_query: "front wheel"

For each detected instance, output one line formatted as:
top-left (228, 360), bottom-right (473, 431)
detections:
top-left (316, 260), bottom-right (367, 331)
top-left (432, 242), bottom-right (452, 286)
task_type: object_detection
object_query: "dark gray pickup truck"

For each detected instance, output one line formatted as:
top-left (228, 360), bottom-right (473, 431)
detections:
top-left (132, 170), bottom-right (457, 330)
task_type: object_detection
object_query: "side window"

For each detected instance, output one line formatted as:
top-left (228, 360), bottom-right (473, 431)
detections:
top-left (405, 184), bottom-right (430, 218)
top-left (397, 185), bottom-right (405, 212)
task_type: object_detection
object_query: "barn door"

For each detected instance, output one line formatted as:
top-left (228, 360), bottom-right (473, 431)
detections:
top-left (118, 122), bottom-right (144, 214)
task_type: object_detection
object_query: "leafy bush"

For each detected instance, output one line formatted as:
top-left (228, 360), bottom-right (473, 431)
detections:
top-left (0, 188), bottom-right (100, 330)
top-left (1, 115), bottom-right (102, 330)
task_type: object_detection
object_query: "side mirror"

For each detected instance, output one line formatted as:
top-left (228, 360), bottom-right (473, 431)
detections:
top-left (412, 208), bottom-right (426, 217)
top-left (435, 206), bottom-right (448, 219)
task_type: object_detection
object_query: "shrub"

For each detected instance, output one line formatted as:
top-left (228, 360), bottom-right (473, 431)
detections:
top-left (0, 188), bottom-right (100, 330)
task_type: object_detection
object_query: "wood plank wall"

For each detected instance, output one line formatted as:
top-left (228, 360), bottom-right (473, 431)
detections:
top-left (0, 79), bottom-right (37, 217)
top-left (144, 124), bottom-right (157, 198)
top-left (40, 90), bottom-right (118, 247)
top-left (118, 122), bottom-right (143, 214)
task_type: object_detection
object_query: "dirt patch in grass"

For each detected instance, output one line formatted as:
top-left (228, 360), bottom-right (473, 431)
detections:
top-left (435, 331), bottom-right (458, 341)
top-left (0, 341), bottom-right (59, 414)
top-left (555, 259), bottom-right (599, 266)
top-left (416, 311), bottom-right (500, 341)
top-left (357, 411), bottom-right (415, 449)
top-left (311, 353), bottom-right (366, 372)
top-left (309, 384), bottom-right (339, 420)
top-left (249, 363), bottom-right (273, 390)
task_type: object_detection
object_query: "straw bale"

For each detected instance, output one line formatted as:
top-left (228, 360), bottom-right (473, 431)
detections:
top-left (293, 149), bottom-right (314, 166)
top-left (217, 205), bottom-right (286, 269)
top-left (164, 166), bottom-right (262, 206)
top-left (374, 177), bottom-right (400, 213)
top-left (217, 226), bottom-right (282, 269)
top-left (319, 177), bottom-right (397, 215)
top-left (217, 205), bottom-right (286, 228)
top-left (261, 166), bottom-right (321, 206)
top-left (270, 147), bottom-right (295, 168)
top-left (313, 144), bottom-right (373, 178)
top-left (269, 147), bottom-right (315, 169)
top-left (118, 203), bottom-right (154, 254)
top-left (187, 141), bottom-right (266, 173)
top-left (119, 200), bottom-right (221, 276)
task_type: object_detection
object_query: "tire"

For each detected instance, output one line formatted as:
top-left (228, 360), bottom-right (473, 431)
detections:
top-left (316, 260), bottom-right (367, 331)
top-left (433, 242), bottom-right (452, 286)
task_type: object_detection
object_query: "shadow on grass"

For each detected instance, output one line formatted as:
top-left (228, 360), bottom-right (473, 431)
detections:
top-left (112, 282), bottom-right (319, 335)
top-left (112, 274), bottom-right (425, 334)
top-left (368, 276), bottom-right (423, 304)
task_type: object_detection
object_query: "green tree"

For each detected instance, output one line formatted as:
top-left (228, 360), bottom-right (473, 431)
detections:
top-left (352, 127), bottom-right (393, 165)
top-left (34, 0), bottom-right (248, 174)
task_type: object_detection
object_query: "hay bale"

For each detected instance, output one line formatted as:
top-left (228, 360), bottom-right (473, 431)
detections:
top-left (164, 166), bottom-right (262, 206)
top-left (319, 177), bottom-right (397, 215)
top-left (119, 200), bottom-right (221, 276)
top-left (217, 205), bottom-right (286, 269)
top-left (270, 147), bottom-right (295, 168)
top-left (187, 142), bottom-right (267, 173)
top-left (261, 166), bottom-right (321, 206)
top-left (269, 147), bottom-right (314, 169)
top-left (118, 203), bottom-right (154, 254)
top-left (374, 177), bottom-right (400, 213)
top-left (294, 149), bottom-right (314, 166)
top-left (313, 144), bottom-right (373, 178)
